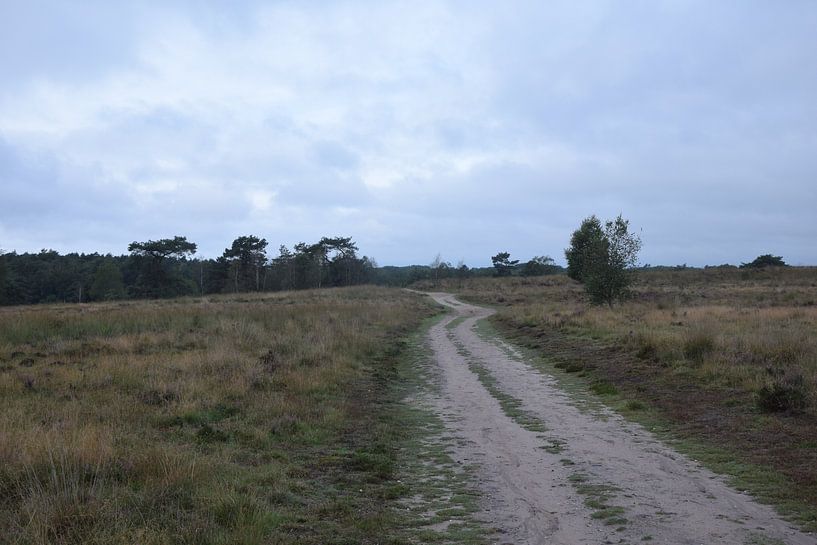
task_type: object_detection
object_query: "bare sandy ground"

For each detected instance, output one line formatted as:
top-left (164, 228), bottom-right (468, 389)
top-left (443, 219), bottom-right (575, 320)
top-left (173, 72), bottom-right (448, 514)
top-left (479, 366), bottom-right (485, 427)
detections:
top-left (423, 292), bottom-right (816, 545)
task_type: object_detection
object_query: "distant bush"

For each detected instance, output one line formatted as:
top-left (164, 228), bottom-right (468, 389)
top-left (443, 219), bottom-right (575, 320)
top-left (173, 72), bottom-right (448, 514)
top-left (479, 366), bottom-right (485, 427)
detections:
top-left (625, 400), bottom-right (646, 411)
top-left (683, 331), bottom-right (716, 362)
top-left (741, 254), bottom-right (787, 269)
top-left (635, 341), bottom-right (658, 361)
top-left (756, 372), bottom-right (808, 413)
top-left (590, 382), bottom-right (618, 396)
top-left (555, 360), bottom-right (585, 373)
top-left (521, 255), bottom-right (561, 276)
top-left (196, 423), bottom-right (229, 443)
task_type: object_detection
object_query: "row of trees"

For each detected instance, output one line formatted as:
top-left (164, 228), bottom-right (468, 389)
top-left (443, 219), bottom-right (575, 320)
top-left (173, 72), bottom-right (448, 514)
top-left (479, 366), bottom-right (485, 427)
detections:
top-left (3, 218), bottom-right (787, 307)
top-left (0, 235), bottom-right (376, 305)
top-left (421, 252), bottom-right (563, 284)
top-left (490, 253), bottom-right (561, 277)
top-left (0, 239), bottom-right (567, 306)
top-left (0, 250), bottom-right (127, 305)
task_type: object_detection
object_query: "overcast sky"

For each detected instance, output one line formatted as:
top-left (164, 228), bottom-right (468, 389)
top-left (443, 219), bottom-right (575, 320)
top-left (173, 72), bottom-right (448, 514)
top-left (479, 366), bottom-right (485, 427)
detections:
top-left (1, 1), bottom-right (815, 266)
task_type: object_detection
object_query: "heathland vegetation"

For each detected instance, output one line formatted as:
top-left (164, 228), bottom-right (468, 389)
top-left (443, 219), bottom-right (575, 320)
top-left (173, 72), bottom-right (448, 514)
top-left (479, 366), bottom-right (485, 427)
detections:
top-left (0, 287), bottom-right (437, 543)
top-left (415, 265), bottom-right (817, 525)
top-left (3, 216), bottom-right (813, 536)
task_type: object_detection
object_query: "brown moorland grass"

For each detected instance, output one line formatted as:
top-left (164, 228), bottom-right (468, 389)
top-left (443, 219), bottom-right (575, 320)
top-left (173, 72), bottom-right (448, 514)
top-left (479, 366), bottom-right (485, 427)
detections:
top-left (0, 287), bottom-right (435, 544)
top-left (414, 267), bottom-right (817, 526)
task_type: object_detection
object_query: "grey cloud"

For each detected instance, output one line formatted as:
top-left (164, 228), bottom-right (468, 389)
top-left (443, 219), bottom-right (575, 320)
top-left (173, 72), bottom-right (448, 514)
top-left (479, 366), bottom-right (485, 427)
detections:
top-left (1, 1), bottom-right (815, 266)
top-left (0, 2), bottom-right (139, 87)
top-left (311, 141), bottom-right (359, 170)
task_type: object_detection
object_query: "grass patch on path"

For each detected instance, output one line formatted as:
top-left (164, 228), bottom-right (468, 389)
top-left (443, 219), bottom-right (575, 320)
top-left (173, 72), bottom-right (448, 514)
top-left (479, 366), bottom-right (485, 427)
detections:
top-left (568, 473), bottom-right (627, 527)
top-left (447, 330), bottom-right (546, 434)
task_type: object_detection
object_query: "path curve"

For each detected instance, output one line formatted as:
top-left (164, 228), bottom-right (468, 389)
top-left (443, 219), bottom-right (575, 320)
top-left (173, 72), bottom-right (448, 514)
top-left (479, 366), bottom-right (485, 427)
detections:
top-left (423, 292), bottom-right (816, 545)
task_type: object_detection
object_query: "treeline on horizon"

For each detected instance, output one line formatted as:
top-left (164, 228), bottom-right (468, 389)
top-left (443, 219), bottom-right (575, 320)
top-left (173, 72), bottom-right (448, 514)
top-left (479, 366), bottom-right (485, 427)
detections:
top-left (0, 235), bottom-right (368, 306)
top-left (0, 235), bottom-right (562, 306)
top-left (0, 232), bottom-right (792, 307)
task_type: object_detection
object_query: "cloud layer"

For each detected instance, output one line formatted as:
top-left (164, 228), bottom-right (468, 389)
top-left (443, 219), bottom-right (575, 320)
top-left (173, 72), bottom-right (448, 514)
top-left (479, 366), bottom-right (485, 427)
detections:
top-left (2, 1), bottom-right (816, 265)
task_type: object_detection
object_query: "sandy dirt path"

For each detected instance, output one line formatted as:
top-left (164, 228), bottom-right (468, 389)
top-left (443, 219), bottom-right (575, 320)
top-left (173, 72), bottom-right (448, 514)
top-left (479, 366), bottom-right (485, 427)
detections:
top-left (423, 292), bottom-right (816, 545)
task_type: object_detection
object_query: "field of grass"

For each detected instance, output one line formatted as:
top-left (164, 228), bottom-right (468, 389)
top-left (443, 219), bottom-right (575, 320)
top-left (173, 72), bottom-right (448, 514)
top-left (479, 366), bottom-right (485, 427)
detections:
top-left (415, 267), bottom-right (817, 526)
top-left (0, 287), bottom-right (436, 544)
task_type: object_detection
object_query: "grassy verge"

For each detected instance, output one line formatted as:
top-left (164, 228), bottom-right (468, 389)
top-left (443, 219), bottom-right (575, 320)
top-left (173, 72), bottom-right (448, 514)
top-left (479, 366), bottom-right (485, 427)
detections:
top-left (0, 287), bottom-right (442, 544)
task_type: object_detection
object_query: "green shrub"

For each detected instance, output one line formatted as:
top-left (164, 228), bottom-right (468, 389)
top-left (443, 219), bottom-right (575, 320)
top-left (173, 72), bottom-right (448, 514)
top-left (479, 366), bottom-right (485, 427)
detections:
top-left (196, 423), bottom-right (229, 443)
top-left (554, 360), bottom-right (586, 373)
top-left (591, 382), bottom-right (618, 396)
top-left (635, 342), bottom-right (658, 361)
top-left (624, 400), bottom-right (645, 411)
top-left (683, 331), bottom-right (715, 362)
top-left (756, 373), bottom-right (808, 413)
